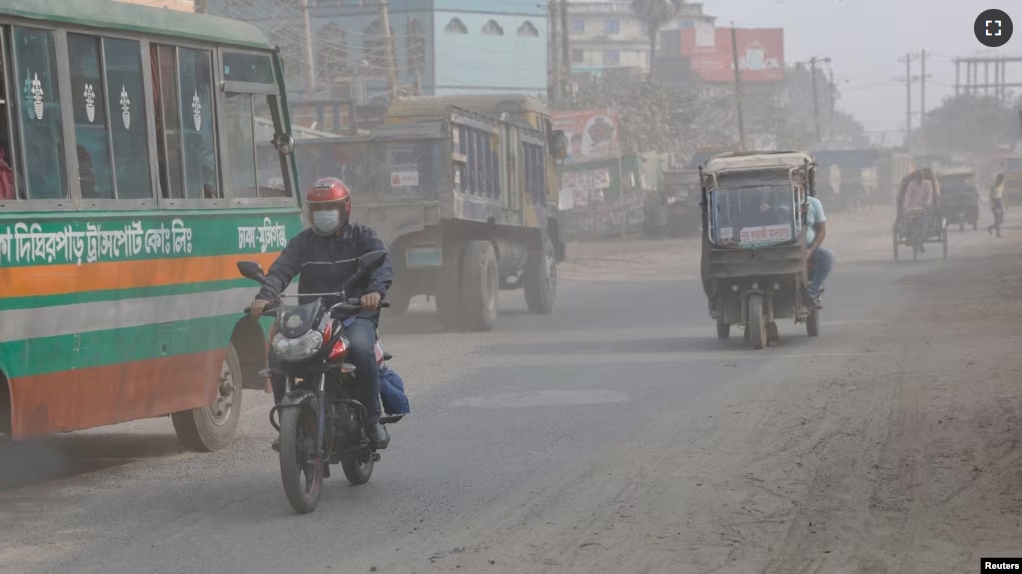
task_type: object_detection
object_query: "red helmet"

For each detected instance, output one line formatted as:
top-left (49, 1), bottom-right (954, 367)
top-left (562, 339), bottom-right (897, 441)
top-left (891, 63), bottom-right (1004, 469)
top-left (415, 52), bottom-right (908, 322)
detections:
top-left (306, 177), bottom-right (351, 236)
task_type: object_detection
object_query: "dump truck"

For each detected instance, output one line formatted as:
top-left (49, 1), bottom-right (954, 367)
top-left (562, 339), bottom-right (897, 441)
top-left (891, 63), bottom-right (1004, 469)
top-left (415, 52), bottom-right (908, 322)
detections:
top-left (293, 94), bottom-right (567, 332)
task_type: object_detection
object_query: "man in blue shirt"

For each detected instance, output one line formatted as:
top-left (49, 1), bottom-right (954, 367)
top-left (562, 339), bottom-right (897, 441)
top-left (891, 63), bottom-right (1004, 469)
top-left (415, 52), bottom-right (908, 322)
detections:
top-left (803, 195), bottom-right (832, 306)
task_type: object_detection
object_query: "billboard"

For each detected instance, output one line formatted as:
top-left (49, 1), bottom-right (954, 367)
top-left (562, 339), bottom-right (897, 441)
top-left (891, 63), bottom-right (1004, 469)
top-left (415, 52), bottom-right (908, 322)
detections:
top-left (551, 108), bottom-right (621, 164)
top-left (671, 27), bottom-right (784, 84)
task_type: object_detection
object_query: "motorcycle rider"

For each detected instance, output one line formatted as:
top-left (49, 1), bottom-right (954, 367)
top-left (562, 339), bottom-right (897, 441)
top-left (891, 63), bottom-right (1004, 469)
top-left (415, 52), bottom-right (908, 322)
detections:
top-left (248, 177), bottom-right (394, 450)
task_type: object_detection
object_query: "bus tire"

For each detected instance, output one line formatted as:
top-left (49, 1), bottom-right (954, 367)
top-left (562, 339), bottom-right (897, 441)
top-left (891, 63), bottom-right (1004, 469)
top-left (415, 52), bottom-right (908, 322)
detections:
top-left (172, 345), bottom-right (243, 452)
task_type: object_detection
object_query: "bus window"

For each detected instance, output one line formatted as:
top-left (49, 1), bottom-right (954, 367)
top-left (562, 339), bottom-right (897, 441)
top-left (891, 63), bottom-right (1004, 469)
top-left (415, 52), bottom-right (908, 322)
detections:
top-left (67, 33), bottom-right (114, 199)
top-left (104, 37), bottom-right (152, 199)
top-left (0, 27), bottom-right (18, 201)
top-left (177, 47), bottom-right (218, 199)
top-left (11, 27), bottom-right (67, 200)
top-left (224, 92), bottom-right (256, 196)
top-left (152, 45), bottom-right (184, 199)
top-left (223, 92), bottom-right (291, 198)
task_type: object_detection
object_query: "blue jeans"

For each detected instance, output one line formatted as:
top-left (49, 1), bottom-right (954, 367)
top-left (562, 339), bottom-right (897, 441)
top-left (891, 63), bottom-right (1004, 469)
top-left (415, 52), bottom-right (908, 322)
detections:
top-left (270, 317), bottom-right (382, 422)
top-left (808, 247), bottom-right (833, 298)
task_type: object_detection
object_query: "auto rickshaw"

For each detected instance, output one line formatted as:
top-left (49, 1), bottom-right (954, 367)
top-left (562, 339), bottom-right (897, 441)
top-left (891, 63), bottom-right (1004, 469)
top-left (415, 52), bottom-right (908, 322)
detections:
top-left (937, 166), bottom-right (979, 231)
top-left (699, 151), bottom-right (818, 350)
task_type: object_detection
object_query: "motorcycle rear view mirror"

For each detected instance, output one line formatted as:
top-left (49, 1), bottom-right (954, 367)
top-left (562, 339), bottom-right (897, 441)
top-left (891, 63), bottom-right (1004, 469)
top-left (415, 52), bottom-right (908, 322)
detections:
top-left (357, 250), bottom-right (388, 273)
top-left (237, 261), bottom-right (268, 284)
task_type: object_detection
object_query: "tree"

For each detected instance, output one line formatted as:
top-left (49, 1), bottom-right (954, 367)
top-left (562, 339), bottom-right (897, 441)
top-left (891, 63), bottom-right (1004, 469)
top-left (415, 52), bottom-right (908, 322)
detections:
top-left (918, 95), bottom-right (1020, 156)
top-left (559, 72), bottom-right (736, 163)
top-left (631, 0), bottom-right (683, 80)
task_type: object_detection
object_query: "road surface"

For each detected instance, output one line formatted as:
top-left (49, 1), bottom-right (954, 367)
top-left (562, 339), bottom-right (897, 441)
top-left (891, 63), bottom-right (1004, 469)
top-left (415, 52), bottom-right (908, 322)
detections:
top-left (2, 206), bottom-right (1021, 573)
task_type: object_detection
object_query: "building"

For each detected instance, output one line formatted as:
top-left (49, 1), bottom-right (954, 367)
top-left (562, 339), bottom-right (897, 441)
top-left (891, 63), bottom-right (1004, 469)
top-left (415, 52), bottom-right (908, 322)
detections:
top-left (204, 0), bottom-right (547, 103)
top-left (657, 26), bottom-right (787, 150)
top-left (565, 0), bottom-right (715, 75)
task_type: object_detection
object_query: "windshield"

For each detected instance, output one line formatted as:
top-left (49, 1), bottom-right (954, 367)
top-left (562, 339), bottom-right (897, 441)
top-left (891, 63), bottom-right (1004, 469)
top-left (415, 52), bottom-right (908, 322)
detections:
top-left (711, 183), bottom-right (797, 247)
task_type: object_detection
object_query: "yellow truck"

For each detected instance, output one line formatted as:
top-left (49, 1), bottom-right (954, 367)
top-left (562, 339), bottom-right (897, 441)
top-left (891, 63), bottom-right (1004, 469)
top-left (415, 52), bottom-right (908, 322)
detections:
top-left (293, 94), bottom-right (568, 331)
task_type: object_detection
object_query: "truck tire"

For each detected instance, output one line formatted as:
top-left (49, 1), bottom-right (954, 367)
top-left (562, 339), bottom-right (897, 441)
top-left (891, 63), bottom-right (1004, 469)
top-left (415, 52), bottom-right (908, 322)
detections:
top-left (172, 345), bottom-right (243, 452)
top-left (524, 235), bottom-right (557, 315)
top-left (435, 241), bottom-right (464, 330)
top-left (461, 240), bottom-right (499, 331)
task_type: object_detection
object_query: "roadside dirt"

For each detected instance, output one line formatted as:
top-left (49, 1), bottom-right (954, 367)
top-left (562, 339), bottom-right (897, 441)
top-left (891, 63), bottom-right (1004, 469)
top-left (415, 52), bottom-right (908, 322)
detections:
top-left (365, 209), bottom-right (1022, 573)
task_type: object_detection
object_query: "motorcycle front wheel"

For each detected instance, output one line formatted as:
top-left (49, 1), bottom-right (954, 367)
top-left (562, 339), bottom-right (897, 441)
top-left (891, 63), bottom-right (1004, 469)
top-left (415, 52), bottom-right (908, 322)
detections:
top-left (279, 403), bottom-right (324, 514)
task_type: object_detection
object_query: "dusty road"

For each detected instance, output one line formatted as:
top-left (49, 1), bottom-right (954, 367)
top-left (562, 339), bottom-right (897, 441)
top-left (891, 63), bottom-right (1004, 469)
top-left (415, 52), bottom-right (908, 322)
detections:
top-left (2, 206), bottom-right (1021, 573)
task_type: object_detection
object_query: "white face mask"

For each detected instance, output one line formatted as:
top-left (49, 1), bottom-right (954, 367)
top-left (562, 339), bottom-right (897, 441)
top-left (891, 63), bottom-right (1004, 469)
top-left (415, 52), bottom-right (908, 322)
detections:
top-left (311, 209), bottom-right (342, 235)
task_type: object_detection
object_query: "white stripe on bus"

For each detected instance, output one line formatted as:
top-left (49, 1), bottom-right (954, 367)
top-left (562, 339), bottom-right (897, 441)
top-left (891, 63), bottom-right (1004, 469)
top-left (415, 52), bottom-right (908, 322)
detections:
top-left (0, 288), bottom-right (256, 345)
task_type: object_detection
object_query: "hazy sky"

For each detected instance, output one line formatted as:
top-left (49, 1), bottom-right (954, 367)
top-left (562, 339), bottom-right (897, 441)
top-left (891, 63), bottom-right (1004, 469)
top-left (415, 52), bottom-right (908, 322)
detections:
top-left (709, 0), bottom-right (1022, 138)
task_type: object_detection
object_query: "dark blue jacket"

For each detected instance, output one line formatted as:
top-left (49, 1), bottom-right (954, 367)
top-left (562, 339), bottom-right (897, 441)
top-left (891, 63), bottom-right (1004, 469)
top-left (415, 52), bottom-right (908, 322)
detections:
top-left (256, 223), bottom-right (393, 323)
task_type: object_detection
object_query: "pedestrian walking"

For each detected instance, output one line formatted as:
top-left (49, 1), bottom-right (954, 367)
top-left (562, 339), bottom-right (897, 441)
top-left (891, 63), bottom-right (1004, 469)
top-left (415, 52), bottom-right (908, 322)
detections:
top-left (988, 173), bottom-right (1006, 238)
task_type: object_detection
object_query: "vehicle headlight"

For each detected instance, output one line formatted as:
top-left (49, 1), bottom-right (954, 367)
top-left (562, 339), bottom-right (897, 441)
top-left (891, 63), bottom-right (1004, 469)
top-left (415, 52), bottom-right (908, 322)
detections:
top-left (272, 330), bottom-right (324, 362)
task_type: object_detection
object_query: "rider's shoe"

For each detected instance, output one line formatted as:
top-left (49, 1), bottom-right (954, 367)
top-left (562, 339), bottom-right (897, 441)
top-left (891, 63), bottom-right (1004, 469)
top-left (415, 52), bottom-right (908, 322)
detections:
top-left (367, 422), bottom-right (390, 450)
top-left (271, 437), bottom-right (280, 452)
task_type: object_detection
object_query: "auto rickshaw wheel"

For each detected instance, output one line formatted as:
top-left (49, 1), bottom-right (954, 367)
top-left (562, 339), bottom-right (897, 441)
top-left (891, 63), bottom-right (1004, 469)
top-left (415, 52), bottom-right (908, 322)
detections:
top-left (716, 314), bottom-right (730, 340)
top-left (748, 294), bottom-right (767, 350)
top-left (807, 307), bottom-right (820, 337)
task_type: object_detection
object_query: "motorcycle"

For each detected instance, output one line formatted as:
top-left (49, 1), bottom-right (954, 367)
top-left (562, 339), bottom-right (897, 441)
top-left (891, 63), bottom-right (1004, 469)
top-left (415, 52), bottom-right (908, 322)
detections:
top-left (237, 250), bottom-right (404, 514)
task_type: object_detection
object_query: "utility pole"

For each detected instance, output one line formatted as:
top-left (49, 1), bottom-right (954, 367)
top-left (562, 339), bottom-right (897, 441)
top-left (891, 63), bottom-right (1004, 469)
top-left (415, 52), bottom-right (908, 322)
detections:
top-left (379, 0), bottom-right (399, 97)
top-left (300, 0), bottom-right (316, 97)
top-left (901, 52), bottom-right (917, 147)
top-left (803, 56), bottom-right (831, 143)
top-left (560, 0), bottom-right (571, 83)
top-left (920, 49), bottom-right (927, 127)
top-left (828, 63), bottom-right (836, 142)
top-left (810, 57), bottom-right (821, 143)
top-left (550, 0), bottom-right (562, 103)
top-left (730, 24), bottom-right (746, 150)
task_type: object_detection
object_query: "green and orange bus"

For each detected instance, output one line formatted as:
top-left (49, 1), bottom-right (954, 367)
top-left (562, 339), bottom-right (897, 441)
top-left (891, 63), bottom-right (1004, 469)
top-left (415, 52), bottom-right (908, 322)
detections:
top-left (0, 0), bottom-right (303, 450)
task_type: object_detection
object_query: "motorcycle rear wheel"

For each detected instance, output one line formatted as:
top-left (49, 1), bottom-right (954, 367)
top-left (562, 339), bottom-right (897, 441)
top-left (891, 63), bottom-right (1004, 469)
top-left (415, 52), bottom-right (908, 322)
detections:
top-left (279, 404), bottom-right (324, 514)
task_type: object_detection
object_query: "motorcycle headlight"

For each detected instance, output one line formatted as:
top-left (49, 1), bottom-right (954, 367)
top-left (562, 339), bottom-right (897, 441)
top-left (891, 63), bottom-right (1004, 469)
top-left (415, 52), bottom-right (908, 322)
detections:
top-left (272, 330), bottom-right (324, 362)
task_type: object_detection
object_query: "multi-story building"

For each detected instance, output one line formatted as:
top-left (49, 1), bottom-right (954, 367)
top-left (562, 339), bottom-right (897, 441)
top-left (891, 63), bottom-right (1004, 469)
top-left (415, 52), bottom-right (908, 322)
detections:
top-left (204, 0), bottom-right (547, 102)
top-left (565, 0), bottom-right (715, 75)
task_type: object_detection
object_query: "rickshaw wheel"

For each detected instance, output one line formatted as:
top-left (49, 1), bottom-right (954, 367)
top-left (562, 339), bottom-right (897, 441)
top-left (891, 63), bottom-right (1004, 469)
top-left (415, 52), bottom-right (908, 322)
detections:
top-left (748, 294), bottom-right (767, 350)
top-left (892, 231), bottom-right (899, 261)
